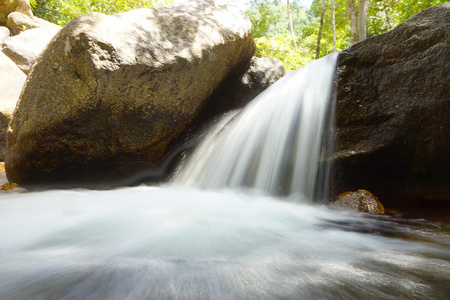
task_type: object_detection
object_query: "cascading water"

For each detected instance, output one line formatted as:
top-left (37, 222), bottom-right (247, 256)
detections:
top-left (174, 53), bottom-right (338, 202)
top-left (0, 53), bottom-right (449, 299)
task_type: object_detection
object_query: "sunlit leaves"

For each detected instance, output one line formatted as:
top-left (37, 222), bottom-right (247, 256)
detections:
top-left (32, 0), bottom-right (174, 25)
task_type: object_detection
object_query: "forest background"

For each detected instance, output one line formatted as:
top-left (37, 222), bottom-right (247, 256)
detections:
top-left (30, 0), bottom-right (444, 70)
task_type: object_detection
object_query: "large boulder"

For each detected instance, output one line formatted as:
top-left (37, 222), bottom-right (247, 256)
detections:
top-left (2, 26), bottom-right (60, 73)
top-left (335, 3), bottom-right (450, 206)
top-left (0, 51), bottom-right (26, 114)
top-left (6, 1), bottom-right (255, 187)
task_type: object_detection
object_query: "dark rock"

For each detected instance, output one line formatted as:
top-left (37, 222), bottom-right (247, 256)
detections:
top-left (331, 189), bottom-right (385, 214)
top-left (335, 3), bottom-right (450, 205)
top-left (195, 56), bottom-right (285, 124)
top-left (0, 113), bottom-right (8, 160)
top-left (5, 1), bottom-right (255, 188)
top-left (229, 56), bottom-right (285, 108)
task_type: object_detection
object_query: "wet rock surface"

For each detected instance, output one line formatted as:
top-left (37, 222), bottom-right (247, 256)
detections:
top-left (335, 3), bottom-right (450, 206)
top-left (331, 189), bottom-right (385, 215)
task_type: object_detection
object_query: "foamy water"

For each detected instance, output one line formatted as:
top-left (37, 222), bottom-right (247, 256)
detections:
top-left (0, 186), bottom-right (449, 299)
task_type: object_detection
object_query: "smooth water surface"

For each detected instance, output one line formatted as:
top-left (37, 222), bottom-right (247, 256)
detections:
top-left (1, 186), bottom-right (449, 299)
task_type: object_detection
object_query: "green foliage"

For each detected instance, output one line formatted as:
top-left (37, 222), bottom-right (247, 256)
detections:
top-left (367, 0), bottom-right (444, 38)
top-left (247, 0), bottom-right (444, 70)
top-left (246, 0), bottom-right (280, 38)
top-left (255, 34), bottom-right (314, 70)
top-left (32, 0), bottom-right (174, 25)
top-left (246, 0), bottom-right (314, 70)
top-left (33, 0), bottom-right (445, 70)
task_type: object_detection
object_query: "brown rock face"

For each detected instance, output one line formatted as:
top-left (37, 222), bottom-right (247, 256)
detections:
top-left (332, 190), bottom-right (385, 214)
top-left (335, 3), bottom-right (450, 205)
top-left (0, 113), bottom-right (9, 161)
top-left (6, 2), bottom-right (255, 187)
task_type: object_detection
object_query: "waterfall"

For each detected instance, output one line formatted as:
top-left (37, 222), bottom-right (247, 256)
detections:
top-left (175, 53), bottom-right (338, 202)
top-left (1, 52), bottom-right (449, 300)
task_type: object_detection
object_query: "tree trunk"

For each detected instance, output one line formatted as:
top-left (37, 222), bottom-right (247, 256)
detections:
top-left (347, 0), bottom-right (359, 44)
top-left (358, 0), bottom-right (369, 41)
top-left (382, 2), bottom-right (392, 31)
top-left (315, 0), bottom-right (327, 59)
top-left (332, 0), bottom-right (336, 52)
top-left (287, 0), bottom-right (298, 49)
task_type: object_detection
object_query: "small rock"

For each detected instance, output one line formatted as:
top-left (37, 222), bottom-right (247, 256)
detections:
top-left (2, 26), bottom-right (60, 74)
top-left (6, 11), bottom-right (39, 35)
top-left (331, 189), bottom-right (385, 214)
top-left (1, 182), bottom-right (26, 193)
top-left (6, 12), bottom-right (60, 35)
top-left (0, 0), bottom-right (33, 24)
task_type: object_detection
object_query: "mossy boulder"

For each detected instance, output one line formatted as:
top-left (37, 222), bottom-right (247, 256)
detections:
top-left (6, 1), bottom-right (255, 188)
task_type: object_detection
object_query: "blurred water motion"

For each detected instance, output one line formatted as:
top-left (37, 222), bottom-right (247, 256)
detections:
top-left (0, 186), bottom-right (449, 299)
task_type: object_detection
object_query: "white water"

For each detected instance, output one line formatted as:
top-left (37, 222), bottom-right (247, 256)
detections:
top-left (1, 53), bottom-right (449, 299)
top-left (175, 53), bottom-right (338, 201)
top-left (1, 187), bottom-right (449, 299)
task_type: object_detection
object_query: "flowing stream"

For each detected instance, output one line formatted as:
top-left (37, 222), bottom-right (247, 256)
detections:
top-left (1, 53), bottom-right (449, 299)
top-left (175, 53), bottom-right (338, 201)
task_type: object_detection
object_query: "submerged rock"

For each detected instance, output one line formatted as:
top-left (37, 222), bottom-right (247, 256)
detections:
top-left (335, 3), bottom-right (450, 205)
top-left (6, 1), bottom-right (255, 187)
top-left (331, 190), bottom-right (385, 215)
top-left (1, 182), bottom-right (26, 193)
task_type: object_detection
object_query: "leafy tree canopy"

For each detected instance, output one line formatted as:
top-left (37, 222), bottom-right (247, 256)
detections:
top-left (246, 0), bottom-right (443, 69)
top-left (31, 0), bottom-right (174, 25)
top-left (31, 0), bottom-right (444, 69)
